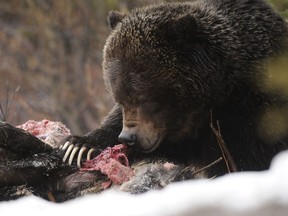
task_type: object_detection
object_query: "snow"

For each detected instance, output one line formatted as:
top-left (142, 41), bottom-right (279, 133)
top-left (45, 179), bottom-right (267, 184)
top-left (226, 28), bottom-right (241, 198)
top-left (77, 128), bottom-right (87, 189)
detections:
top-left (1, 151), bottom-right (288, 216)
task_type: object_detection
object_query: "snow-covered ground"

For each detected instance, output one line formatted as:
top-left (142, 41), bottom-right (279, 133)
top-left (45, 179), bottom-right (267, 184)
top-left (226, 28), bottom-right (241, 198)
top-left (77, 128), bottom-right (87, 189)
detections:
top-left (1, 151), bottom-right (288, 216)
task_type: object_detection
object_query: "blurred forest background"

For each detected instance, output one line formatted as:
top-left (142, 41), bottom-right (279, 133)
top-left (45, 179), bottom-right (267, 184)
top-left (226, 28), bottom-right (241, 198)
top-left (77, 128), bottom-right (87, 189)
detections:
top-left (0, 0), bottom-right (287, 135)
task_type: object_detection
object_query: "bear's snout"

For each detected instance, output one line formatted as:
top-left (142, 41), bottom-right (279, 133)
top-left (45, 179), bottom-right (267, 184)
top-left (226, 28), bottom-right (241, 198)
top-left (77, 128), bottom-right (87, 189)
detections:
top-left (118, 131), bottom-right (138, 146)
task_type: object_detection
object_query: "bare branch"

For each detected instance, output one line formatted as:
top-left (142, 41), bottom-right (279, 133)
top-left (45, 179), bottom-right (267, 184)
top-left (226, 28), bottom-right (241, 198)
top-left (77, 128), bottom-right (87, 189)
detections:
top-left (0, 83), bottom-right (20, 122)
top-left (0, 102), bottom-right (4, 121)
top-left (192, 157), bottom-right (223, 177)
top-left (210, 111), bottom-right (237, 173)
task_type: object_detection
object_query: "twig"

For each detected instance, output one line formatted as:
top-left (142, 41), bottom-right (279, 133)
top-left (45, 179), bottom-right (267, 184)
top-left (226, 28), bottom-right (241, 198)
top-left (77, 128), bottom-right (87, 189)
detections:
top-left (47, 190), bottom-right (56, 202)
top-left (209, 175), bottom-right (217, 180)
top-left (0, 83), bottom-right (20, 122)
top-left (180, 165), bottom-right (194, 173)
top-left (210, 111), bottom-right (237, 173)
top-left (0, 102), bottom-right (4, 121)
top-left (192, 157), bottom-right (223, 177)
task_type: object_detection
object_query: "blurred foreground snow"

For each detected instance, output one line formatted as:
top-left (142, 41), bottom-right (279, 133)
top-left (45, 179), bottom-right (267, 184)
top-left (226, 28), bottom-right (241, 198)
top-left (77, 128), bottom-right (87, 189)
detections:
top-left (1, 151), bottom-right (288, 216)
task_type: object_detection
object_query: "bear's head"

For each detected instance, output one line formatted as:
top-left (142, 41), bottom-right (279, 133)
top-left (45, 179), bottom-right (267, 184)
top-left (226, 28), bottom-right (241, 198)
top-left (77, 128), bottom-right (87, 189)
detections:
top-left (102, 5), bottom-right (222, 152)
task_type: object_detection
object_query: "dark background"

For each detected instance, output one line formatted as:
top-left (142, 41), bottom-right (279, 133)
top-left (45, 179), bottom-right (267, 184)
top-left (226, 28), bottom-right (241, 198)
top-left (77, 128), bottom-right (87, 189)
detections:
top-left (0, 0), bottom-right (287, 135)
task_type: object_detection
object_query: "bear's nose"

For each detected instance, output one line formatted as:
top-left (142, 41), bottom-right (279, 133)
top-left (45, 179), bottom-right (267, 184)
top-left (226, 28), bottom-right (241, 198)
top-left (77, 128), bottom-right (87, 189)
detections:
top-left (118, 131), bottom-right (138, 146)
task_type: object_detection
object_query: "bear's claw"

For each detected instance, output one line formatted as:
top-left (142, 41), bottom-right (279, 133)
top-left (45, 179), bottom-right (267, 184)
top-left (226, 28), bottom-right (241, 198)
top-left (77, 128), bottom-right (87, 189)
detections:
top-left (61, 141), bottom-right (96, 167)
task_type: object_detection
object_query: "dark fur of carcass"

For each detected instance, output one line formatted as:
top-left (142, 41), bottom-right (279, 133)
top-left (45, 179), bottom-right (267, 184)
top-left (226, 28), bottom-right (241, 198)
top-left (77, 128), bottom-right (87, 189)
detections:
top-left (0, 121), bottom-right (77, 201)
top-left (0, 120), bottom-right (206, 202)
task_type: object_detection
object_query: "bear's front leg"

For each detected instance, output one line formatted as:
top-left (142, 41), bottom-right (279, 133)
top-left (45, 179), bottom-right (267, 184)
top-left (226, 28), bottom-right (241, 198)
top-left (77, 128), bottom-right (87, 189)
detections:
top-left (61, 104), bottom-right (123, 167)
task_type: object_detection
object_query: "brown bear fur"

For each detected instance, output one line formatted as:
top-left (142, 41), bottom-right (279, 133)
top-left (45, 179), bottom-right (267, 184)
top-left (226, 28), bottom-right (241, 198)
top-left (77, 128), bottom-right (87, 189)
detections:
top-left (65, 0), bottom-right (288, 177)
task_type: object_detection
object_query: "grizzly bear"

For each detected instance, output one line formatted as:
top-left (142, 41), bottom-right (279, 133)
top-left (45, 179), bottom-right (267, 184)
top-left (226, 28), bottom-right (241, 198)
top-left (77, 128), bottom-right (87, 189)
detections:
top-left (62, 0), bottom-right (288, 177)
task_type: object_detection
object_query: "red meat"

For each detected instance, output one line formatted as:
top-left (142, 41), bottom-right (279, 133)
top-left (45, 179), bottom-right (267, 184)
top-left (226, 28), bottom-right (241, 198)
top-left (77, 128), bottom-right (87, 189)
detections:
top-left (17, 119), bottom-right (71, 147)
top-left (81, 144), bottom-right (134, 186)
top-left (17, 119), bottom-right (134, 187)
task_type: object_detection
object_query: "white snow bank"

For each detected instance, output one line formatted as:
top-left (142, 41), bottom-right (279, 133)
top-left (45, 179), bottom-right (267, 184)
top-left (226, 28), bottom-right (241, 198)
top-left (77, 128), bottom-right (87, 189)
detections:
top-left (1, 151), bottom-right (288, 216)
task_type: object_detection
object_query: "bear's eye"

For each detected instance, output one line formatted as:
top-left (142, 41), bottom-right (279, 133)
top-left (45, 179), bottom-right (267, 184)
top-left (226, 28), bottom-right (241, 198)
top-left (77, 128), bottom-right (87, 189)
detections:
top-left (140, 101), bottom-right (162, 115)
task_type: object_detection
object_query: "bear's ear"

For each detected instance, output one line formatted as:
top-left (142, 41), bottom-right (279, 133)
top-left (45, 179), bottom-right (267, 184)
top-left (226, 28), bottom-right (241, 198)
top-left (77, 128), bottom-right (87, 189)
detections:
top-left (107, 11), bottom-right (126, 30)
top-left (166, 15), bottom-right (198, 42)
